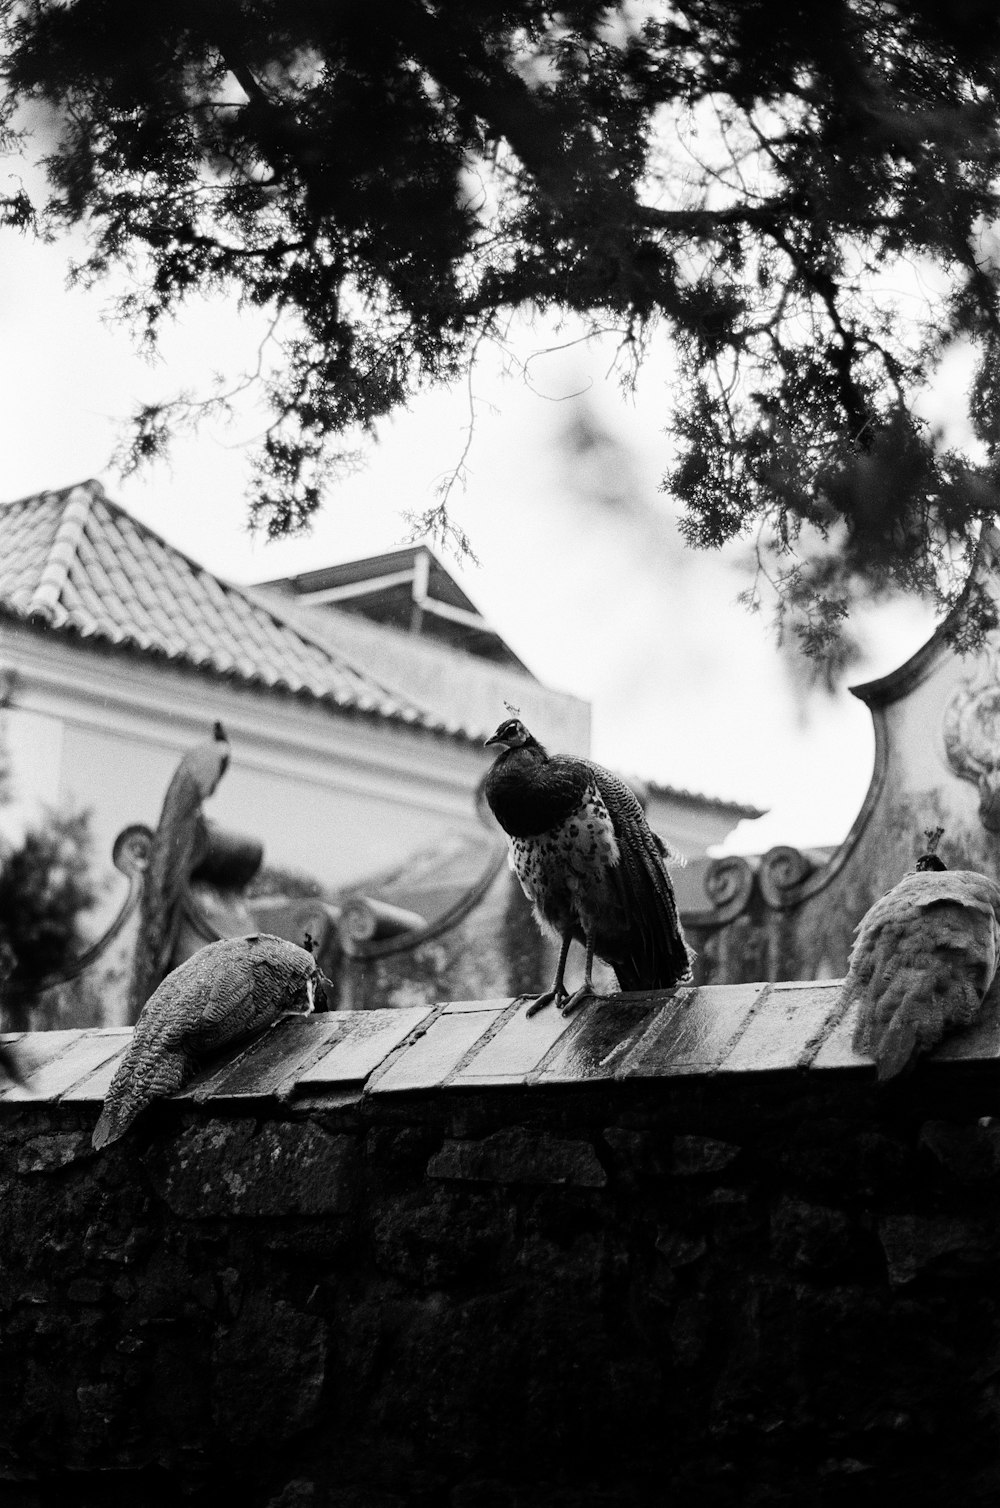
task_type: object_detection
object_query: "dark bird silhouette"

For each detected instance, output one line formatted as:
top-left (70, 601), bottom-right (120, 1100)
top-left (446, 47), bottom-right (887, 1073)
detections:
top-left (188, 721), bottom-right (231, 799)
top-left (483, 717), bottom-right (692, 1016)
top-left (94, 932), bottom-right (326, 1149)
top-left (847, 841), bottom-right (1000, 1080)
top-left (129, 721), bottom-right (232, 1018)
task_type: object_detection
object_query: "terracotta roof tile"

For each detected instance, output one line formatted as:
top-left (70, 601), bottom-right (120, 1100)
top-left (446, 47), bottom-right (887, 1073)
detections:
top-left (0, 481), bottom-right (475, 742)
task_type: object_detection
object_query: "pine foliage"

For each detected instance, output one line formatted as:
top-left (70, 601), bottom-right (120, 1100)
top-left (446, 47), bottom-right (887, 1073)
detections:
top-left (5, 1), bottom-right (1000, 644)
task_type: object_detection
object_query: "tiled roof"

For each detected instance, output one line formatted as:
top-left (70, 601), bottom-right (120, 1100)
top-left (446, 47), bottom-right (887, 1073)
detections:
top-left (0, 481), bottom-right (474, 741)
top-left (646, 779), bottom-right (766, 821)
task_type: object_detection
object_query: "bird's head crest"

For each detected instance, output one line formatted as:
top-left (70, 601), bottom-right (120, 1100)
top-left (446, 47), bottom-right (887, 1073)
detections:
top-left (485, 714), bottom-right (533, 751)
top-left (915, 825), bottom-right (947, 872)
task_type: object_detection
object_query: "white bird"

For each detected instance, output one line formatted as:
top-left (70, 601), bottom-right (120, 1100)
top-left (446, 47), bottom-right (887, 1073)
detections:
top-left (847, 848), bottom-right (1000, 1080)
top-left (94, 933), bottom-right (327, 1149)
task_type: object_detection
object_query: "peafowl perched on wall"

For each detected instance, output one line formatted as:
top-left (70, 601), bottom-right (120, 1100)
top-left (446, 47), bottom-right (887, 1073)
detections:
top-left (93, 933), bottom-right (327, 1148)
top-left (847, 830), bottom-right (1000, 1080)
top-left (483, 716), bottom-right (692, 1017)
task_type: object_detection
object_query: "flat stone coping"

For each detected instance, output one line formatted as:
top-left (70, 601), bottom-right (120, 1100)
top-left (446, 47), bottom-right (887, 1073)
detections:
top-left (2, 978), bottom-right (999, 1108)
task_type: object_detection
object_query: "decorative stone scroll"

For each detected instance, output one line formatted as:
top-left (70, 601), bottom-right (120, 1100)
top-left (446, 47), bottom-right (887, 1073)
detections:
top-left (701, 854), bottom-right (755, 922)
top-left (758, 845), bottom-right (820, 909)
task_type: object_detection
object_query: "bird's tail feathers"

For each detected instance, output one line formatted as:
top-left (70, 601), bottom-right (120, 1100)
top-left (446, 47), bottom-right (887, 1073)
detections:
top-left (853, 968), bottom-right (983, 1081)
top-left (92, 1098), bottom-right (136, 1151)
top-left (92, 1047), bottom-right (187, 1150)
top-left (873, 1015), bottom-right (919, 1082)
top-left (613, 929), bottom-right (693, 992)
top-left (652, 831), bottom-right (687, 867)
top-left (644, 852), bottom-right (694, 985)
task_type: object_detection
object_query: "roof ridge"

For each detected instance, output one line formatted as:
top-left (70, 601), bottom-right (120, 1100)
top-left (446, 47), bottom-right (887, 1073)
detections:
top-left (236, 577), bottom-right (456, 732)
top-left (56, 481), bottom-right (457, 736)
top-left (248, 578), bottom-right (483, 724)
top-left (0, 477), bottom-right (104, 514)
top-left (645, 779), bottom-right (766, 820)
top-left (0, 479), bottom-right (483, 744)
top-left (27, 481), bottom-right (101, 623)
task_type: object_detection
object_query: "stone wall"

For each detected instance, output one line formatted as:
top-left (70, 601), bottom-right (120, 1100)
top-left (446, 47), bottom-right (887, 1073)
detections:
top-left (4, 989), bottom-right (1000, 1506)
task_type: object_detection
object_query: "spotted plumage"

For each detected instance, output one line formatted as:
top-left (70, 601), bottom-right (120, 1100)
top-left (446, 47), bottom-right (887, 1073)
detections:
top-left (483, 717), bottom-right (692, 1016)
top-left (847, 857), bottom-right (1000, 1080)
top-left (93, 933), bottom-right (327, 1149)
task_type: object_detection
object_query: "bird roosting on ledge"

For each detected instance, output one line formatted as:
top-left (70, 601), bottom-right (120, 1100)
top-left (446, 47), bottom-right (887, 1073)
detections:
top-left (483, 717), bottom-right (692, 1017)
top-left (847, 830), bottom-right (1000, 1080)
top-left (93, 933), bottom-right (328, 1149)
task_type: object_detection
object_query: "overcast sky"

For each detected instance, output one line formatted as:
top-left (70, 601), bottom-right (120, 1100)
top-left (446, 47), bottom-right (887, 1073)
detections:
top-left (0, 208), bottom-right (943, 857)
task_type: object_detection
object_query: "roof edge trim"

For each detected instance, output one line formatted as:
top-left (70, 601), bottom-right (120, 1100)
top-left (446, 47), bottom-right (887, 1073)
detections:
top-left (27, 481), bottom-right (100, 623)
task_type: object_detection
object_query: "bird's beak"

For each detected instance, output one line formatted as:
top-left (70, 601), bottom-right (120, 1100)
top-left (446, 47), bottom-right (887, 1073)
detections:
top-left (484, 734), bottom-right (505, 749)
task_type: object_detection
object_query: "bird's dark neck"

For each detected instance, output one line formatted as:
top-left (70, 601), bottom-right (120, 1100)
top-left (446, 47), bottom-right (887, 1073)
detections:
top-left (484, 743), bottom-right (587, 838)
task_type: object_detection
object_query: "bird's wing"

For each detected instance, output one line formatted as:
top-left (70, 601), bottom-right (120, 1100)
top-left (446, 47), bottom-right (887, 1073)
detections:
top-left (190, 939), bottom-right (261, 1046)
top-left (92, 936), bottom-right (316, 1150)
top-left (588, 762), bottom-right (691, 990)
top-left (127, 942), bottom-right (243, 1057)
top-left (849, 872), bottom-right (1000, 1079)
top-left (172, 935), bottom-right (315, 1051)
top-left (905, 870), bottom-right (1000, 918)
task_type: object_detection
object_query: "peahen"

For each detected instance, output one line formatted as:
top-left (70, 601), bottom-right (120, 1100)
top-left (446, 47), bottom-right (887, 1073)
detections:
top-left (847, 839), bottom-right (1000, 1080)
top-left (93, 933), bottom-right (327, 1148)
top-left (483, 717), bottom-right (692, 1016)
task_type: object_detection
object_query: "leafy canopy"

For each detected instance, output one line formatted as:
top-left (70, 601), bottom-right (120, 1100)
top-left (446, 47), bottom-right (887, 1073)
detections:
top-left (4, 0), bottom-right (1000, 653)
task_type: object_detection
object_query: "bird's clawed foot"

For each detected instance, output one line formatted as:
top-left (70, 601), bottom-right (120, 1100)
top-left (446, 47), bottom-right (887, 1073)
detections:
top-left (525, 987), bottom-right (568, 1018)
top-left (558, 984), bottom-right (594, 1018)
top-left (523, 983), bottom-right (595, 1018)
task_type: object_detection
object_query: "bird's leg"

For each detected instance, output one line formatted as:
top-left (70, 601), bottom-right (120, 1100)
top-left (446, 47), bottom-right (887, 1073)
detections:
top-left (525, 932), bottom-right (573, 1017)
top-left (559, 933), bottom-right (597, 1018)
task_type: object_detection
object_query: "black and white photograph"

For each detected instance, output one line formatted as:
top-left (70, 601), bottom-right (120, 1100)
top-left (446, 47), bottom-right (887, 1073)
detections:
top-left (3, 3), bottom-right (1000, 1504)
